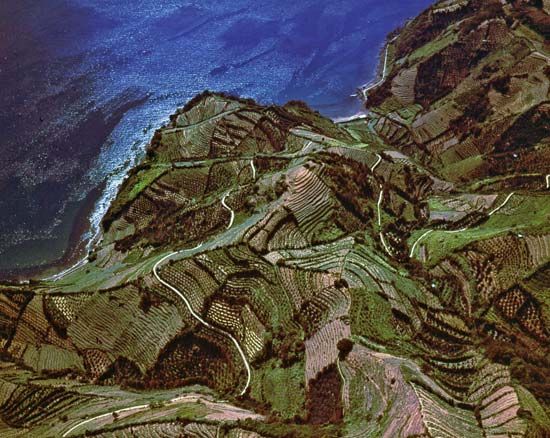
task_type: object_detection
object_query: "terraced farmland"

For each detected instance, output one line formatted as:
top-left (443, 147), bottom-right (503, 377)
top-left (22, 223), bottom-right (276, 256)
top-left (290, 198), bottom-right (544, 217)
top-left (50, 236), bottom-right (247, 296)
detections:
top-left (1, 1), bottom-right (550, 436)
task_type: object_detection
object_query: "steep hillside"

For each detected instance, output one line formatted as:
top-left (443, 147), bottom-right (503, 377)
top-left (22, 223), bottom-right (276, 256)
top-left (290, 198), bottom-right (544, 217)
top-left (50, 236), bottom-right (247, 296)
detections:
top-left (364, 0), bottom-right (549, 189)
top-left (0, 1), bottom-right (549, 437)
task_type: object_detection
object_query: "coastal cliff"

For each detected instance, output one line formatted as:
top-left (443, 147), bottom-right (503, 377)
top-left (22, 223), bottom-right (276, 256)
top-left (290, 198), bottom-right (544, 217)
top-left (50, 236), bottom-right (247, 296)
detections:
top-left (0, 1), bottom-right (549, 436)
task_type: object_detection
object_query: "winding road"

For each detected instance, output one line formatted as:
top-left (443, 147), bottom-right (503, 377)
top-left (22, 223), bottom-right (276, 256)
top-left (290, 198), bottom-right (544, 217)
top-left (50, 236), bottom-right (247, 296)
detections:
top-left (153, 250), bottom-right (252, 397)
top-left (250, 159), bottom-right (256, 181)
top-left (336, 357), bottom-right (348, 411)
top-left (68, 186), bottom-right (249, 438)
top-left (377, 187), bottom-right (384, 228)
top-left (371, 153), bottom-right (382, 173)
top-left (357, 35), bottom-right (398, 99)
top-left (63, 193), bottom-right (251, 436)
top-left (376, 185), bottom-right (393, 257)
top-left (62, 393), bottom-right (260, 437)
top-left (62, 404), bottom-right (150, 437)
top-left (546, 174), bottom-right (550, 189)
top-left (409, 192), bottom-right (516, 259)
top-left (153, 193), bottom-right (250, 397)
top-left (221, 191), bottom-right (235, 229)
top-left (43, 258), bottom-right (88, 282)
top-left (409, 229), bottom-right (433, 258)
top-left (487, 192), bottom-right (515, 216)
top-left (290, 139), bottom-right (314, 158)
top-left (362, 41), bottom-right (392, 93)
top-left (379, 232), bottom-right (393, 257)
top-left (370, 153), bottom-right (391, 257)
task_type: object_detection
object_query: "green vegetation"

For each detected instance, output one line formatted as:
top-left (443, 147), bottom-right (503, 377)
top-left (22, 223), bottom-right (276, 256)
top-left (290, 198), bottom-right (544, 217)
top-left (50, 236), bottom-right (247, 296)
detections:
top-left (126, 166), bottom-right (168, 203)
top-left (107, 165), bottom-right (168, 221)
top-left (484, 195), bottom-right (550, 231)
top-left (2, 2), bottom-right (550, 436)
top-left (427, 197), bottom-right (454, 212)
top-left (410, 227), bottom-right (511, 266)
top-left (251, 361), bottom-right (305, 420)
top-left (439, 154), bottom-right (484, 180)
top-left (407, 29), bottom-right (458, 62)
top-left (349, 288), bottom-right (400, 344)
top-left (412, 195), bottom-right (550, 266)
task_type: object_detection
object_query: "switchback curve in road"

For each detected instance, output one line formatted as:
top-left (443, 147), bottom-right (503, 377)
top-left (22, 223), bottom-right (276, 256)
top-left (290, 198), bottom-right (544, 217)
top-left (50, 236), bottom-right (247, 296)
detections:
top-left (222, 192), bottom-right (235, 229)
top-left (371, 153), bottom-right (382, 173)
top-left (153, 245), bottom-right (252, 397)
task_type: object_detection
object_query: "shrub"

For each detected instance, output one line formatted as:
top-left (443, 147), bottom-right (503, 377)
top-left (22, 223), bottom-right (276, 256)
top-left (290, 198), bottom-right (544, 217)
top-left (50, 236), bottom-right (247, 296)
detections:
top-left (490, 76), bottom-right (511, 94)
top-left (333, 278), bottom-right (349, 289)
top-left (336, 338), bottom-right (354, 360)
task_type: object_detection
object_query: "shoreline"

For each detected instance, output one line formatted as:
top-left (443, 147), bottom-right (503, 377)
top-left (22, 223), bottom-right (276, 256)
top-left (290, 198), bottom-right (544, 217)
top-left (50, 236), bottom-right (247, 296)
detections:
top-left (1, 34), bottom-right (400, 284)
top-left (0, 87), bottom-right (151, 282)
top-left (0, 182), bottom-right (105, 282)
top-left (336, 35), bottom-right (398, 125)
top-left (0, 111), bottom-right (170, 284)
top-left (352, 35), bottom-right (398, 103)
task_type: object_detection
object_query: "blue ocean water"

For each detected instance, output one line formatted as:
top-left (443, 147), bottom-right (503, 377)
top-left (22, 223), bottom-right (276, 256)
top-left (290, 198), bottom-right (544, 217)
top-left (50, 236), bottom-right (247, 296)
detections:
top-left (0, 0), bottom-right (433, 273)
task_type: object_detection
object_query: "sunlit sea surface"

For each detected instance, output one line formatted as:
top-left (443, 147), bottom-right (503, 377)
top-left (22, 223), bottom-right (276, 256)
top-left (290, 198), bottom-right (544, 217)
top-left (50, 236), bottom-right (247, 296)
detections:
top-left (0, 0), bottom-right (433, 273)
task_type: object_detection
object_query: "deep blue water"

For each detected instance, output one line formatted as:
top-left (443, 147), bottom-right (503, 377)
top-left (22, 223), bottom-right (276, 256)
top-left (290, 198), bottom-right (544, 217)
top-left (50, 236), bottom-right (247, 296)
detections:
top-left (0, 0), bottom-right (433, 274)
